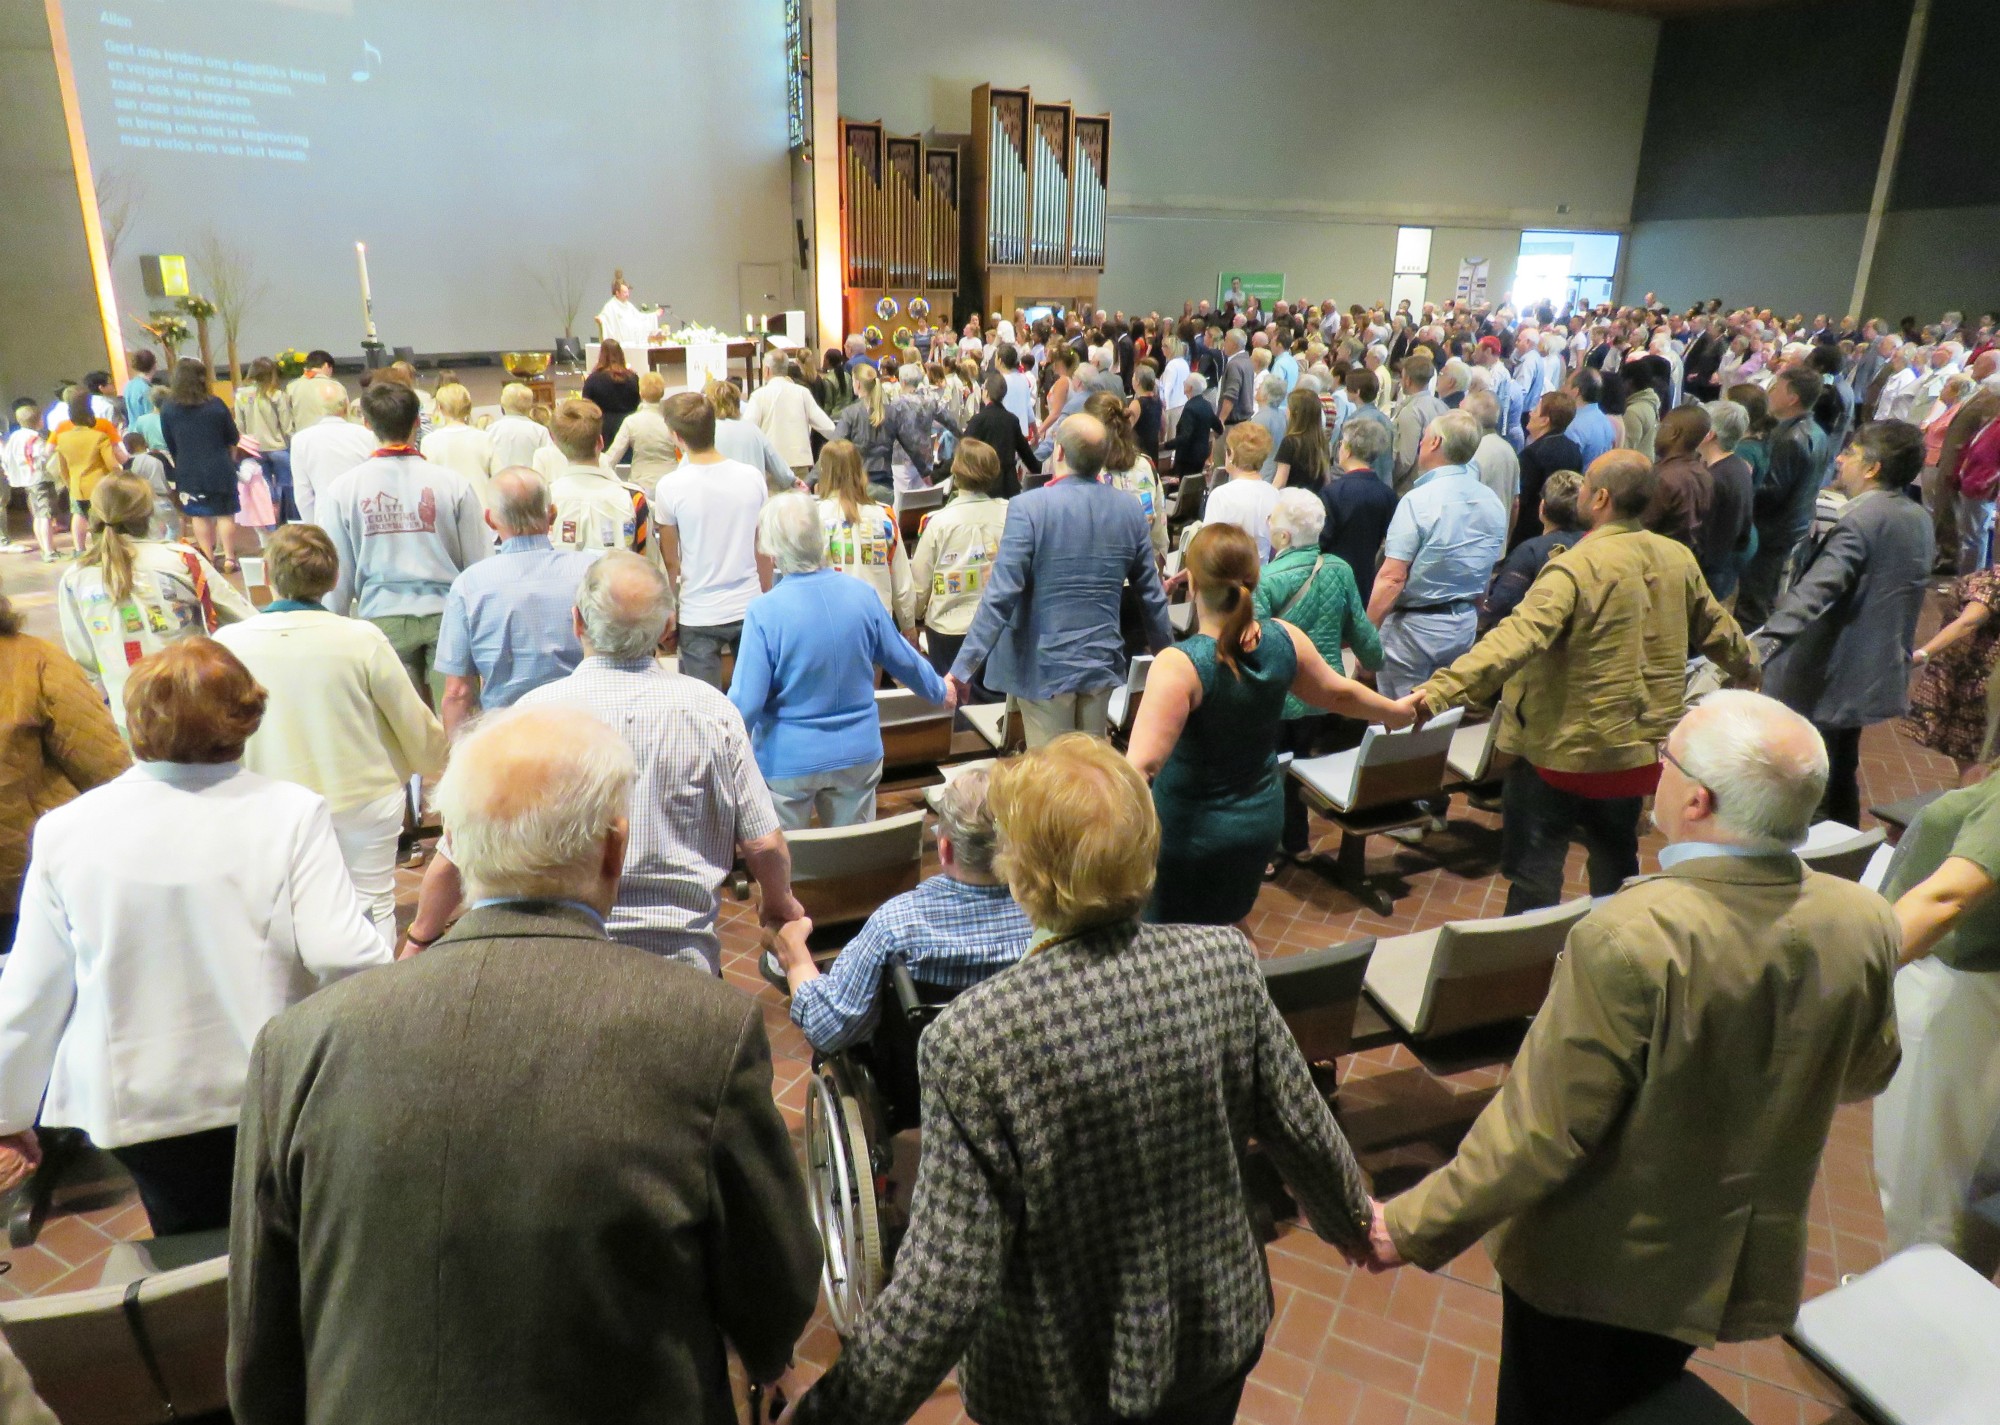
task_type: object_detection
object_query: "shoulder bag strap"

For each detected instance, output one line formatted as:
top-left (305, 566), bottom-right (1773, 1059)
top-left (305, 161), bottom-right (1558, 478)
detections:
top-left (1275, 556), bottom-right (1324, 620)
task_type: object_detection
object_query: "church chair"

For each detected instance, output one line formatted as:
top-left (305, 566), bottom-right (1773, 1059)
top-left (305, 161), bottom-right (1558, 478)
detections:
top-left (1261, 937), bottom-right (1377, 1071)
top-left (1442, 709), bottom-right (1513, 806)
top-left (959, 702), bottom-right (1023, 754)
top-left (785, 810), bottom-right (928, 930)
top-left (1796, 820), bottom-right (1887, 883)
top-left (0, 1253), bottom-right (229, 1424)
top-left (892, 484), bottom-right (945, 547)
top-left (1288, 706), bottom-right (1465, 915)
top-left (1791, 1244), bottom-right (2000, 1425)
top-left (875, 688), bottom-right (954, 778)
top-left (1868, 788), bottom-right (1948, 845)
top-left (1106, 655), bottom-right (1154, 747)
top-left (1362, 897), bottom-right (1592, 1041)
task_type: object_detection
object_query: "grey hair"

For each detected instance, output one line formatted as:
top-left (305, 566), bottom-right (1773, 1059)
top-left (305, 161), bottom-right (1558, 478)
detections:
top-left (1268, 488), bottom-right (1327, 548)
top-left (1439, 357), bottom-right (1473, 392)
top-left (934, 769), bottom-right (999, 875)
top-left (1675, 690), bottom-right (1829, 852)
top-left (1462, 389), bottom-right (1501, 431)
top-left (1538, 332), bottom-right (1564, 355)
top-left (759, 491), bottom-right (828, 575)
top-left (1703, 400), bottom-right (1749, 452)
top-left (898, 363), bottom-right (924, 389)
top-left (1341, 414), bottom-right (1391, 463)
top-left (576, 549), bottom-right (671, 660)
top-left (491, 465), bottom-right (551, 534)
top-left (435, 705), bottom-right (636, 902)
top-left (1258, 372), bottom-right (1288, 402)
top-left (1429, 410), bottom-right (1482, 465)
top-left (1184, 372), bottom-right (1209, 397)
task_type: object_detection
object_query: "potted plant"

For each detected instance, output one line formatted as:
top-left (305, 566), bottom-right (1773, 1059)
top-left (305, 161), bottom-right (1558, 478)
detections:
top-left (527, 248), bottom-right (588, 356)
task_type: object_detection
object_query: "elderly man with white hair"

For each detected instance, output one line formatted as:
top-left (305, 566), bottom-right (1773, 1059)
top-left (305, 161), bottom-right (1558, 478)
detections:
top-left (1464, 389), bottom-right (1519, 514)
top-left (729, 492), bottom-right (951, 829)
top-left (405, 551), bottom-right (802, 973)
top-left (286, 378), bottom-right (375, 524)
top-left (1877, 343), bottom-right (1927, 422)
top-left (229, 703), bottom-right (820, 1425)
top-left (1250, 371), bottom-right (1290, 479)
top-left (1371, 689), bottom-right (1901, 1425)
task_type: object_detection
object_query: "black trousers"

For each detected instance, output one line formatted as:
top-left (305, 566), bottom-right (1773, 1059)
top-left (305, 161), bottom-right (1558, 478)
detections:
top-left (1278, 715), bottom-right (1329, 855)
top-left (1111, 1349), bottom-right (1258, 1425)
top-left (1497, 1285), bottom-right (1695, 1425)
top-left (110, 1125), bottom-right (237, 1236)
top-left (1816, 722), bottom-right (1864, 828)
top-left (1500, 760), bottom-right (1643, 915)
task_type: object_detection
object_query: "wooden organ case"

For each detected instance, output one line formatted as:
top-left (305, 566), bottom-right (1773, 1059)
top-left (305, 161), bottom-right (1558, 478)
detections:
top-left (839, 119), bottom-right (960, 356)
top-left (968, 83), bottom-right (1109, 323)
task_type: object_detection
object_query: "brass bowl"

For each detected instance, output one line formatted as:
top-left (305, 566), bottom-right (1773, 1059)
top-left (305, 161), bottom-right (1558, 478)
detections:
top-left (502, 351), bottom-right (551, 378)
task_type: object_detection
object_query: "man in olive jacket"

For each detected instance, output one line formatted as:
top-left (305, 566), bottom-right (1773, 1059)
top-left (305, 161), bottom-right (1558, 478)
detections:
top-left (1406, 450), bottom-right (1757, 912)
top-left (229, 707), bottom-right (819, 1425)
top-left (1371, 692), bottom-right (1901, 1425)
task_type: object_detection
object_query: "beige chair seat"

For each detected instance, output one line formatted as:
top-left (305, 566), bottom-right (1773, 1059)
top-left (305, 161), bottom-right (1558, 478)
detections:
top-left (1362, 898), bottom-right (1592, 1038)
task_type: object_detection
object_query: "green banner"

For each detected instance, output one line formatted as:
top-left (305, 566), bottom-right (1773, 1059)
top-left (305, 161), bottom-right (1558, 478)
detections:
top-left (1218, 272), bottom-right (1285, 308)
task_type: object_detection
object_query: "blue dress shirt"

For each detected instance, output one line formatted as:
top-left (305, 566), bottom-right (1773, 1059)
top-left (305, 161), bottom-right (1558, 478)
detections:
top-left (729, 568), bottom-right (947, 780)
top-left (1382, 463), bottom-right (1509, 609)
top-left (435, 534), bottom-right (601, 709)
top-left (1569, 402), bottom-right (1619, 469)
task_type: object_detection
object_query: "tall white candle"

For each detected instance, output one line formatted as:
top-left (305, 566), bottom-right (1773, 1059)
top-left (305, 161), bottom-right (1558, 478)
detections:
top-left (355, 241), bottom-right (376, 338)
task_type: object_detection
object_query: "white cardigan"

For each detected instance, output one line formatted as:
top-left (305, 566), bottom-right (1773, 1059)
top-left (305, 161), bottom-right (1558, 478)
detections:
top-left (216, 609), bottom-right (448, 814)
top-left (0, 762), bottom-right (390, 1147)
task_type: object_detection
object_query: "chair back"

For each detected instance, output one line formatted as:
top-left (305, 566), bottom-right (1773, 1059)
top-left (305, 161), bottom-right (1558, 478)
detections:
top-left (1262, 938), bottom-right (1376, 1064)
top-left (1342, 706), bottom-right (1464, 811)
top-left (876, 688), bottom-right (953, 772)
top-left (1796, 821), bottom-right (1887, 883)
top-left (1446, 712), bottom-right (1509, 785)
top-left (960, 702), bottom-right (1023, 752)
top-left (1419, 898), bottom-right (1591, 1037)
top-left (1108, 655), bottom-right (1155, 739)
top-left (893, 485), bottom-right (945, 542)
top-left (0, 1255), bottom-right (228, 1424)
top-left (787, 810), bottom-right (927, 927)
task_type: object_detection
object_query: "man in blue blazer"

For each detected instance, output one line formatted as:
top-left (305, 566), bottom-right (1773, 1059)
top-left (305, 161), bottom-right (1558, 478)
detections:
top-left (949, 413), bottom-right (1173, 746)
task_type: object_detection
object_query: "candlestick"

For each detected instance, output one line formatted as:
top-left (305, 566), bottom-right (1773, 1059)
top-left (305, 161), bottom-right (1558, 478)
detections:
top-left (355, 241), bottom-right (377, 340)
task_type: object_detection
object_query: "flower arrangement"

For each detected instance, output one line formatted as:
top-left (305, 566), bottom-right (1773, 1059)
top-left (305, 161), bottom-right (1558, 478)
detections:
top-left (135, 309), bottom-right (192, 362)
top-left (668, 323), bottom-right (734, 345)
top-left (275, 348), bottom-right (309, 381)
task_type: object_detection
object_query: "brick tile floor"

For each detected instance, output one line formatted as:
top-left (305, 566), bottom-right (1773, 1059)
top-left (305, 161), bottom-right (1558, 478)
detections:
top-left (0, 528), bottom-right (1957, 1422)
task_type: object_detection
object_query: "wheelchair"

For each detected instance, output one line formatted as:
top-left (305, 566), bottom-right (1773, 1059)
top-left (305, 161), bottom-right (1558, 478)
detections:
top-left (803, 960), bottom-right (963, 1334)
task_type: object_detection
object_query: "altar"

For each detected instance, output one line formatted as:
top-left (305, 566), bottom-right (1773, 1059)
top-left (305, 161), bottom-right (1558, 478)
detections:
top-left (583, 339), bottom-right (763, 392)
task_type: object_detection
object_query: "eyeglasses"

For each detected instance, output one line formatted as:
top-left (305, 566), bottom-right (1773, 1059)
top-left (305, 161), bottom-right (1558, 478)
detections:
top-left (1660, 745), bottom-right (1719, 810)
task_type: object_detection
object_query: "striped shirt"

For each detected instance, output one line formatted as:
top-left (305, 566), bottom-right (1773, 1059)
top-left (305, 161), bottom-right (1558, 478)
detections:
top-left (515, 656), bottom-right (779, 971)
top-left (790, 876), bottom-right (1031, 1053)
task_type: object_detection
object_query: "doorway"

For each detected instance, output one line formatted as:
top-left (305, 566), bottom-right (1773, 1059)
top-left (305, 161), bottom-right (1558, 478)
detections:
top-left (1512, 231), bottom-right (1621, 313)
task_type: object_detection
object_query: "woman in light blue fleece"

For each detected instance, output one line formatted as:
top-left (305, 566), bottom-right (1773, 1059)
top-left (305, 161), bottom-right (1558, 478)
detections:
top-left (729, 492), bottom-right (953, 830)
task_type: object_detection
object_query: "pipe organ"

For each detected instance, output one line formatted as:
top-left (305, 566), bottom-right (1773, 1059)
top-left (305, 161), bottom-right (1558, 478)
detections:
top-left (968, 84), bottom-right (1110, 324)
top-left (839, 118), bottom-right (959, 355)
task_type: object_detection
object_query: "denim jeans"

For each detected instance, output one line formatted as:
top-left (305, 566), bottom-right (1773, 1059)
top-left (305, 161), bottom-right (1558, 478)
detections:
top-left (1956, 493), bottom-right (1995, 574)
top-left (767, 758), bottom-right (883, 830)
top-left (1499, 759), bottom-right (1644, 914)
top-left (678, 620), bottom-right (744, 691)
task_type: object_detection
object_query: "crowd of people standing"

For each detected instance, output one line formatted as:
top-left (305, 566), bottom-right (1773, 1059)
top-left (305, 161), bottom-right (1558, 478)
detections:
top-left (0, 282), bottom-right (1997, 1425)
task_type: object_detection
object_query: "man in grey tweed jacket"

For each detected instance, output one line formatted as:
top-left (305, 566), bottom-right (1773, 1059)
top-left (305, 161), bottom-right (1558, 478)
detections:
top-left (228, 706), bottom-right (819, 1425)
top-left (792, 736), bottom-right (1372, 1425)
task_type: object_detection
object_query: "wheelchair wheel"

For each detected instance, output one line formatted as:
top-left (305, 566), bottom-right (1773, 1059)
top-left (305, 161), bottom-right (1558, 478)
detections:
top-left (805, 1064), bottom-right (883, 1335)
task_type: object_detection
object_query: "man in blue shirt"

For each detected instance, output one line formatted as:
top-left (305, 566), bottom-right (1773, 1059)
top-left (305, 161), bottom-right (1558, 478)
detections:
top-left (768, 769), bottom-right (1031, 1053)
top-left (1366, 410), bottom-right (1508, 700)
top-left (437, 466), bottom-right (602, 735)
top-left (1566, 368), bottom-right (1620, 469)
top-left (950, 413), bottom-right (1173, 747)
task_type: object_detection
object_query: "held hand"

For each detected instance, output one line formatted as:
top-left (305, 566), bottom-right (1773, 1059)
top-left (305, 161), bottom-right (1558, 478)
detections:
top-left (0, 1132), bottom-right (41, 1195)
top-left (1388, 692), bottom-right (1429, 730)
top-left (1366, 1199), bottom-right (1406, 1273)
top-left (760, 888), bottom-right (807, 934)
top-left (948, 673), bottom-right (974, 708)
top-left (764, 915), bottom-right (817, 974)
top-left (1163, 568), bottom-right (1191, 595)
top-left (940, 678), bottom-right (961, 714)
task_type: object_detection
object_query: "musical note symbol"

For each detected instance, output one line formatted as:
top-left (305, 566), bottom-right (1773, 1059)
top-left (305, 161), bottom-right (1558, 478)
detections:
top-left (351, 40), bottom-right (381, 83)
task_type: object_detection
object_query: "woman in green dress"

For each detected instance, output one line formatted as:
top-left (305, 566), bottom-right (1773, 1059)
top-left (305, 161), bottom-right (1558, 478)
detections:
top-left (1128, 522), bottom-right (1416, 927)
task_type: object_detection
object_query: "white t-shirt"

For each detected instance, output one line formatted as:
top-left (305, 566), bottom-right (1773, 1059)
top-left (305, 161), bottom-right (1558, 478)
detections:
top-left (1204, 476), bottom-right (1281, 561)
top-left (3, 429), bottom-right (42, 489)
top-left (652, 457), bottom-right (767, 627)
